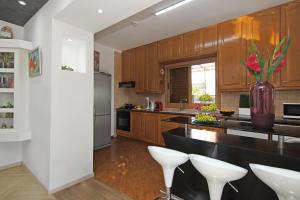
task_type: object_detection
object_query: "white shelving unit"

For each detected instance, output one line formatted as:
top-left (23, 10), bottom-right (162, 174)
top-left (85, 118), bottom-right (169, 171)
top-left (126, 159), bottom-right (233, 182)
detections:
top-left (0, 39), bottom-right (32, 142)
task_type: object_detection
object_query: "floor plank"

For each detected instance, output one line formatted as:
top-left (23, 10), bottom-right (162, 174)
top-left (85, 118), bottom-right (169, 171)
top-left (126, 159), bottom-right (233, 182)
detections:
top-left (0, 166), bottom-right (55, 200)
top-left (93, 137), bottom-right (164, 200)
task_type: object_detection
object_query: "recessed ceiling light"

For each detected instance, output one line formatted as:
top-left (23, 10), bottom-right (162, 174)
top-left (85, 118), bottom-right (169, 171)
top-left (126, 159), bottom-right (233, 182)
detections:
top-left (155, 0), bottom-right (193, 16)
top-left (98, 9), bottom-right (103, 14)
top-left (17, 0), bottom-right (27, 6)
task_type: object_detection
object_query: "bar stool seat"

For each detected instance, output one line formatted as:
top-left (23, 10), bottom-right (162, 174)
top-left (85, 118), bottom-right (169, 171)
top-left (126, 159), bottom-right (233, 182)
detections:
top-left (189, 154), bottom-right (248, 200)
top-left (250, 164), bottom-right (300, 200)
top-left (148, 146), bottom-right (189, 200)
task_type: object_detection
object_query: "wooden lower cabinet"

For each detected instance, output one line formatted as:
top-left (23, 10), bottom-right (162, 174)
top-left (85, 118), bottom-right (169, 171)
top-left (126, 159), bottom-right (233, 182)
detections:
top-left (131, 112), bottom-right (144, 139)
top-left (143, 113), bottom-right (158, 143)
top-left (130, 112), bottom-right (157, 144)
top-left (157, 114), bottom-right (183, 146)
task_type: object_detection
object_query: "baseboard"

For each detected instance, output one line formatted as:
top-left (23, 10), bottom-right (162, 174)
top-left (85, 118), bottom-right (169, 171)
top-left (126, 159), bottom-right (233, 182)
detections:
top-left (48, 172), bottom-right (94, 194)
top-left (0, 161), bottom-right (22, 171)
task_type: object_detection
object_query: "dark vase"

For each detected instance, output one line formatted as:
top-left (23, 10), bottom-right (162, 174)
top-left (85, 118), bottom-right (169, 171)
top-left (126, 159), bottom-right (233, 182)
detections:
top-left (250, 81), bottom-right (275, 130)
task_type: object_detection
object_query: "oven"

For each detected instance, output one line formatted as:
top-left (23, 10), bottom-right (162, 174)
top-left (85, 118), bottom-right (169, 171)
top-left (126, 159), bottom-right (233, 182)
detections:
top-left (117, 109), bottom-right (131, 132)
top-left (283, 103), bottom-right (300, 119)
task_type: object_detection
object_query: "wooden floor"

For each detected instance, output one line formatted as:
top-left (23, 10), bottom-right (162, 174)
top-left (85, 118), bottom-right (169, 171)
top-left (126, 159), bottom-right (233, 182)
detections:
top-left (0, 166), bottom-right (55, 200)
top-left (94, 137), bottom-right (164, 200)
top-left (0, 166), bottom-right (132, 200)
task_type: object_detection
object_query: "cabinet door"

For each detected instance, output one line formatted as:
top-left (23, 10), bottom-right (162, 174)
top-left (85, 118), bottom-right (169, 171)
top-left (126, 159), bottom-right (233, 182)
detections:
top-left (247, 7), bottom-right (281, 87)
top-left (158, 39), bottom-right (171, 62)
top-left (135, 46), bottom-right (146, 93)
top-left (145, 42), bottom-right (162, 93)
top-left (184, 25), bottom-right (217, 57)
top-left (157, 114), bottom-right (182, 146)
top-left (169, 35), bottom-right (184, 59)
top-left (143, 113), bottom-right (158, 143)
top-left (121, 49), bottom-right (135, 81)
top-left (280, 1), bottom-right (300, 88)
top-left (201, 25), bottom-right (218, 55)
top-left (218, 17), bottom-right (248, 91)
top-left (131, 112), bottom-right (144, 139)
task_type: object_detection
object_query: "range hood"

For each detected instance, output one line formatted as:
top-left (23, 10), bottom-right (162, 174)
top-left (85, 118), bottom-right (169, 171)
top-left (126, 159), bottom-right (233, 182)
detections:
top-left (119, 81), bottom-right (135, 88)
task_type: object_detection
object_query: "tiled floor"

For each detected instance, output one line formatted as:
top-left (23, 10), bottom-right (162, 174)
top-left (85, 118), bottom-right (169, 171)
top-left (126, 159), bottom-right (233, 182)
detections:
top-left (93, 137), bottom-right (164, 200)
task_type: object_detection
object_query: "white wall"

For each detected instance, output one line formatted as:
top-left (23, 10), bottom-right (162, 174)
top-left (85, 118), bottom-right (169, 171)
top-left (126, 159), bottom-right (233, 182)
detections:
top-left (0, 21), bottom-right (24, 169)
top-left (49, 19), bottom-right (93, 191)
top-left (0, 20), bottom-right (24, 39)
top-left (23, 0), bottom-right (75, 189)
top-left (94, 43), bottom-right (116, 136)
top-left (0, 143), bottom-right (22, 169)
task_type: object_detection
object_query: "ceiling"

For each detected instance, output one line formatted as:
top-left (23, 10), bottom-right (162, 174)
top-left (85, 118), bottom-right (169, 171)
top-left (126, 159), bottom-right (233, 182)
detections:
top-left (55, 0), bottom-right (162, 34)
top-left (95, 0), bottom-right (291, 51)
top-left (0, 0), bottom-right (49, 26)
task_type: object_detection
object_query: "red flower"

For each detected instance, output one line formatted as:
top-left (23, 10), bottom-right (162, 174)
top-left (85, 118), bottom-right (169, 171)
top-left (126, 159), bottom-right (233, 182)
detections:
top-left (274, 58), bottom-right (286, 74)
top-left (245, 54), bottom-right (261, 72)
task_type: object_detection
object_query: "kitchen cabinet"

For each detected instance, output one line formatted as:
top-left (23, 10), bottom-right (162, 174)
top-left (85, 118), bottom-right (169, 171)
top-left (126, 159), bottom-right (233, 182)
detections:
top-left (157, 114), bottom-right (182, 146)
top-left (145, 42), bottom-right (163, 93)
top-left (158, 35), bottom-right (184, 62)
top-left (246, 7), bottom-right (281, 87)
top-left (280, 1), bottom-right (300, 89)
top-left (131, 112), bottom-right (144, 139)
top-left (121, 49), bottom-right (135, 82)
top-left (130, 112), bottom-right (158, 144)
top-left (143, 113), bottom-right (158, 143)
top-left (218, 17), bottom-right (248, 91)
top-left (183, 25), bottom-right (217, 57)
top-left (134, 46), bottom-right (146, 93)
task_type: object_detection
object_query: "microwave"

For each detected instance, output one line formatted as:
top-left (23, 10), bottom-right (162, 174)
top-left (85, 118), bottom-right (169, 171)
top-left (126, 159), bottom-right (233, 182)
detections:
top-left (283, 103), bottom-right (300, 119)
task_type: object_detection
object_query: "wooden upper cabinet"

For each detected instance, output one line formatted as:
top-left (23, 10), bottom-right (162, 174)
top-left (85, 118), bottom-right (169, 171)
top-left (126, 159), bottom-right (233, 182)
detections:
top-left (183, 25), bottom-right (217, 57)
top-left (280, 1), bottom-right (300, 88)
top-left (121, 49), bottom-right (135, 82)
top-left (158, 39), bottom-right (171, 62)
top-left (134, 46), bottom-right (146, 93)
top-left (158, 35), bottom-right (184, 62)
top-left (170, 35), bottom-right (184, 59)
top-left (246, 7), bottom-right (281, 87)
top-left (145, 42), bottom-right (162, 93)
top-left (218, 17), bottom-right (248, 91)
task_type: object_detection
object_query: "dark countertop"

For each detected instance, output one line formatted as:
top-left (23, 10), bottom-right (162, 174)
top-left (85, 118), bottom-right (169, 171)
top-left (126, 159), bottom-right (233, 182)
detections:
top-left (163, 116), bottom-right (300, 138)
top-left (116, 108), bottom-right (196, 116)
top-left (117, 108), bottom-right (300, 126)
top-left (162, 128), bottom-right (300, 200)
top-left (164, 128), bottom-right (300, 159)
top-left (226, 114), bottom-right (300, 126)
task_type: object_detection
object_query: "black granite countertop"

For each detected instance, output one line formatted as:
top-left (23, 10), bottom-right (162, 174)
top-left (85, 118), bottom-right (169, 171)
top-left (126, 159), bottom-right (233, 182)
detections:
top-left (163, 116), bottom-right (300, 138)
top-left (164, 128), bottom-right (300, 159)
top-left (226, 114), bottom-right (300, 126)
top-left (116, 108), bottom-right (196, 116)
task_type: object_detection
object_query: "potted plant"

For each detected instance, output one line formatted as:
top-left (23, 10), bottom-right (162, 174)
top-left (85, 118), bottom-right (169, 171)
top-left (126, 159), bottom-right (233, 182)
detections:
top-left (241, 36), bottom-right (291, 130)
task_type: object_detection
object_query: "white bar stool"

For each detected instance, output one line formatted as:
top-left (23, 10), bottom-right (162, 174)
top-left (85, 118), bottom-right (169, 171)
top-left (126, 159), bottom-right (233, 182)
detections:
top-left (189, 154), bottom-right (248, 200)
top-left (148, 146), bottom-right (189, 200)
top-left (250, 164), bottom-right (300, 200)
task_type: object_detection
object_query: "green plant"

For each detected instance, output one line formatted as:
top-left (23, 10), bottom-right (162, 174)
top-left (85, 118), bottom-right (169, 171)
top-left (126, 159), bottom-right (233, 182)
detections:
top-left (241, 36), bottom-right (291, 81)
top-left (199, 94), bottom-right (213, 102)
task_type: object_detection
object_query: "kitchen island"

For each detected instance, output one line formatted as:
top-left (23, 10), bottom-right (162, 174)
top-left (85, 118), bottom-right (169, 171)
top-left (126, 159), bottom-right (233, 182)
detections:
top-left (162, 117), bottom-right (300, 200)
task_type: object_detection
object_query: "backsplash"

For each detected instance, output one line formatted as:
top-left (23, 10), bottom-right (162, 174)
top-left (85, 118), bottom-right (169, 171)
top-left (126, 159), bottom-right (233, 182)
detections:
top-left (221, 90), bottom-right (300, 117)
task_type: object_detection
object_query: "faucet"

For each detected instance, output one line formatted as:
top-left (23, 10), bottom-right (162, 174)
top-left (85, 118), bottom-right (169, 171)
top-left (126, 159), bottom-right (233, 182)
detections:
top-left (179, 98), bottom-right (188, 111)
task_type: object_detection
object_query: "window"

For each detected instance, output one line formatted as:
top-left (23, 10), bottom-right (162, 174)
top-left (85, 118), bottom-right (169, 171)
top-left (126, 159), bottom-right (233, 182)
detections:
top-left (192, 62), bottom-right (216, 103)
top-left (166, 58), bottom-right (216, 108)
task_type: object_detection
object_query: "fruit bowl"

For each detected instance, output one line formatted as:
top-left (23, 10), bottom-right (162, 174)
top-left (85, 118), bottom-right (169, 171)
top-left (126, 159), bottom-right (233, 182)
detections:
top-left (220, 110), bottom-right (235, 116)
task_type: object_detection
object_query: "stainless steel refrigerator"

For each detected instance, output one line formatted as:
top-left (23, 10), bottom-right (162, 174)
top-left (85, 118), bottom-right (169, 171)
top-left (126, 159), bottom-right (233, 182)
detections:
top-left (94, 72), bottom-right (111, 150)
